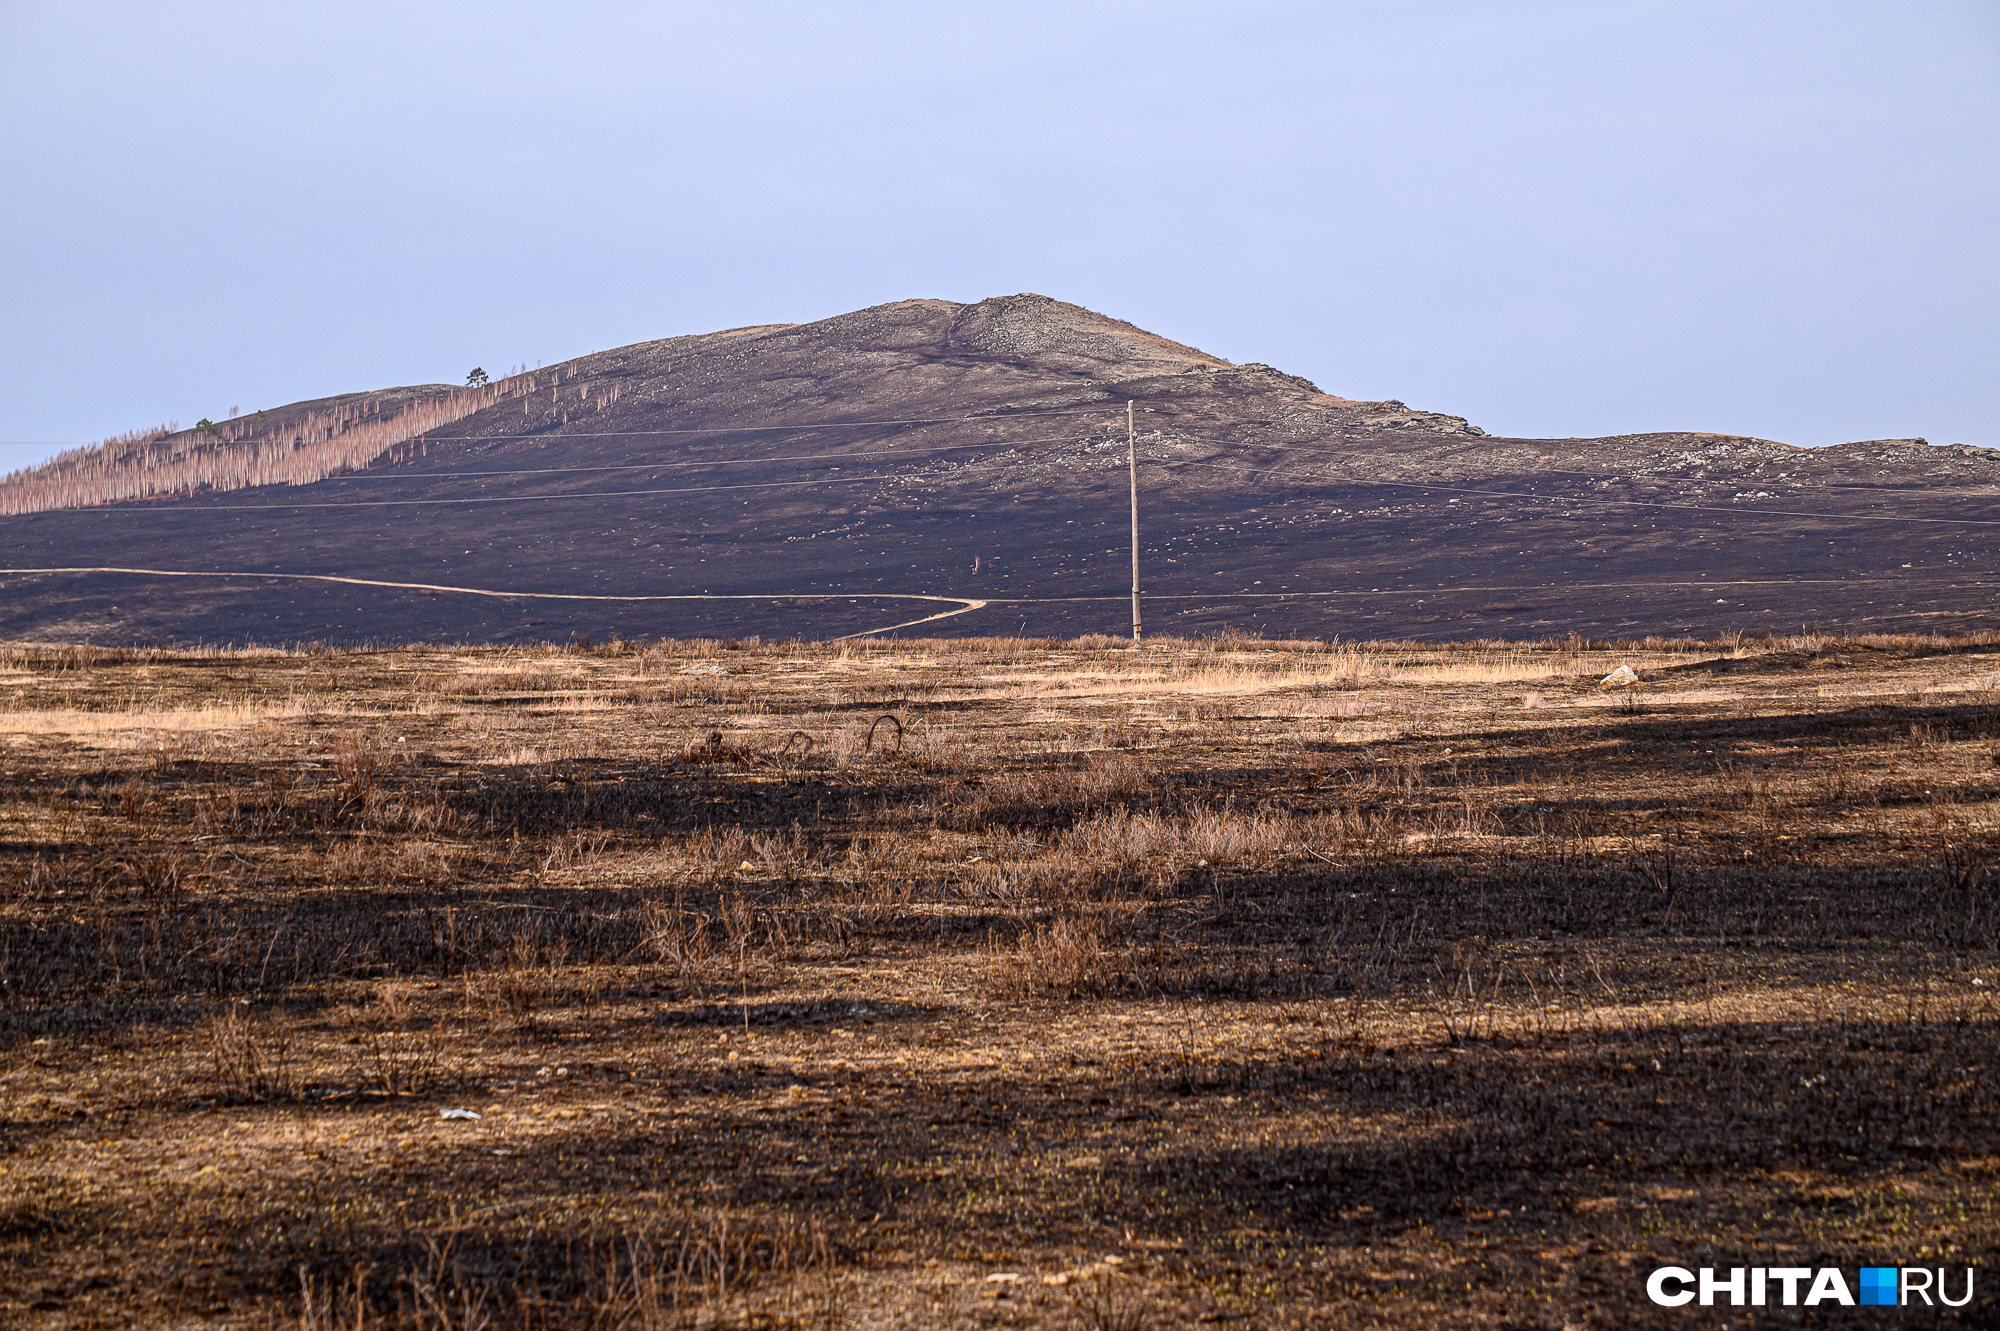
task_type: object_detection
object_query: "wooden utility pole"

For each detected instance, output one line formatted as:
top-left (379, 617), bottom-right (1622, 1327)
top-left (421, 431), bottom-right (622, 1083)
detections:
top-left (1128, 400), bottom-right (1142, 642)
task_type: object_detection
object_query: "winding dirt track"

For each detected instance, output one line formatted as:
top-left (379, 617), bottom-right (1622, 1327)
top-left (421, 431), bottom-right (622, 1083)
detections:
top-left (13, 566), bottom-right (1997, 645)
top-left (0, 568), bottom-right (989, 639)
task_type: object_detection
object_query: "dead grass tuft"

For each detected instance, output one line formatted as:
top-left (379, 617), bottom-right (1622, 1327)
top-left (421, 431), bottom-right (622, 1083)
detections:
top-left (206, 1004), bottom-right (302, 1102)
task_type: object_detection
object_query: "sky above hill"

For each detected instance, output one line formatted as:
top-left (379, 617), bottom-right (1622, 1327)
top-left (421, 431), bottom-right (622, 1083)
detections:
top-left (1, 1), bottom-right (1994, 474)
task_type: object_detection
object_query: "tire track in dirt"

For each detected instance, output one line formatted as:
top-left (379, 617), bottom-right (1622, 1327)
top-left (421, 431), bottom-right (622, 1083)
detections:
top-left (0, 567), bottom-right (989, 639)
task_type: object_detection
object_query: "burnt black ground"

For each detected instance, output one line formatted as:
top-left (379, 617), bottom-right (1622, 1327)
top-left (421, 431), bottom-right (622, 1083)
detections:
top-left (4, 294), bottom-right (1996, 644)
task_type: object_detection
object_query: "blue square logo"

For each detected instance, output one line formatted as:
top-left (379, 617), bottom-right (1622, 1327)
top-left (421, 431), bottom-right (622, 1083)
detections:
top-left (1859, 1267), bottom-right (1899, 1306)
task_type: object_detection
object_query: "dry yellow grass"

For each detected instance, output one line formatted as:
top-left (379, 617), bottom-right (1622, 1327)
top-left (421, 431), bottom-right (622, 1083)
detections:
top-left (0, 630), bottom-right (1995, 1327)
top-left (0, 698), bottom-right (345, 747)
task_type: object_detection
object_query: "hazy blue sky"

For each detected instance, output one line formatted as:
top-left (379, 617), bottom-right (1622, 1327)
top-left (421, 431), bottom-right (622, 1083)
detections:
top-left (2, 1), bottom-right (1994, 474)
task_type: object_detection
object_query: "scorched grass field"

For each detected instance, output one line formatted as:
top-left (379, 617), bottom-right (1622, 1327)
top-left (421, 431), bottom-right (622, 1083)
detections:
top-left (1, 630), bottom-right (1997, 1328)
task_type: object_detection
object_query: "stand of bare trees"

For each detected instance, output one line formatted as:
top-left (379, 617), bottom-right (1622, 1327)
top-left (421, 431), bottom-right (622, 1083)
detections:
top-left (0, 370), bottom-right (561, 516)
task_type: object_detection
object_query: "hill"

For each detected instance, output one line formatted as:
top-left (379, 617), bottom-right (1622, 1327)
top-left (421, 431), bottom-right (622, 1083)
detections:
top-left (2, 293), bottom-right (1997, 644)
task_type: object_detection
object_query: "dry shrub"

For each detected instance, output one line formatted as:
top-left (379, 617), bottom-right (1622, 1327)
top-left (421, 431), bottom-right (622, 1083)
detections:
top-left (827, 725), bottom-right (866, 768)
top-left (489, 935), bottom-right (565, 1031)
top-left (116, 850), bottom-right (190, 899)
top-left (584, 1208), bottom-right (833, 1316)
top-left (373, 796), bottom-right (459, 838)
top-left (393, 839), bottom-right (458, 885)
top-left (660, 675), bottom-right (749, 705)
top-left (1922, 804), bottom-right (2000, 948)
top-left (956, 807), bottom-right (1331, 902)
top-left (652, 825), bottom-right (811, 884)
top-left (680, 825), bottom-right (751, 874)
top-left (1426, 945), bottom-right (1507, 1046)
top-left (0, 642), bottom-right (178, 672)
top-left (991, 913), bottom-right (1133, 998)
top-left (1723, 762), bottom-right (1777, 813)
top-left (365, 983), bottom-right (445, 1091)
top-left (541, 829), bottom-right (611, 873)
top-left (666, 891), bottom-right (801, 991)
top-left (206, 1003), bottom-right (301, 1102)
top-left (937, 635), bottom-right (1061, 662)
top-left (642, 895), bottom-right (719, 989)
top-left (959, 853), bottom-right (1081, 903)
top-left (944, 753), bottom-right (1153, 830)
top-left (829, 834), bottom-right (903, 897)
top-left (438, 664), bottom-right (586, 697)
top-left (1052, 806), bottom-right (1297, 885)
top-left (1093, 714), bottom-right (1153, 749)
top-left (1070, 1268), bottom-right (1149, 1331)
top-left (1179, 805), bottom-right (1291, 866)
top-left (288, 1207), bottom-right (834, 1329)
top-left (744, 827), bottom-right (811, 879)
top-left (333, 734), bottom-right (386, 801)
top-left (1057, 810), bottom-right (1177, 884)
top-left (1416, 795), bottom-right (1498, 841)
top-left (323, 838), bottom-right (377, 885)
